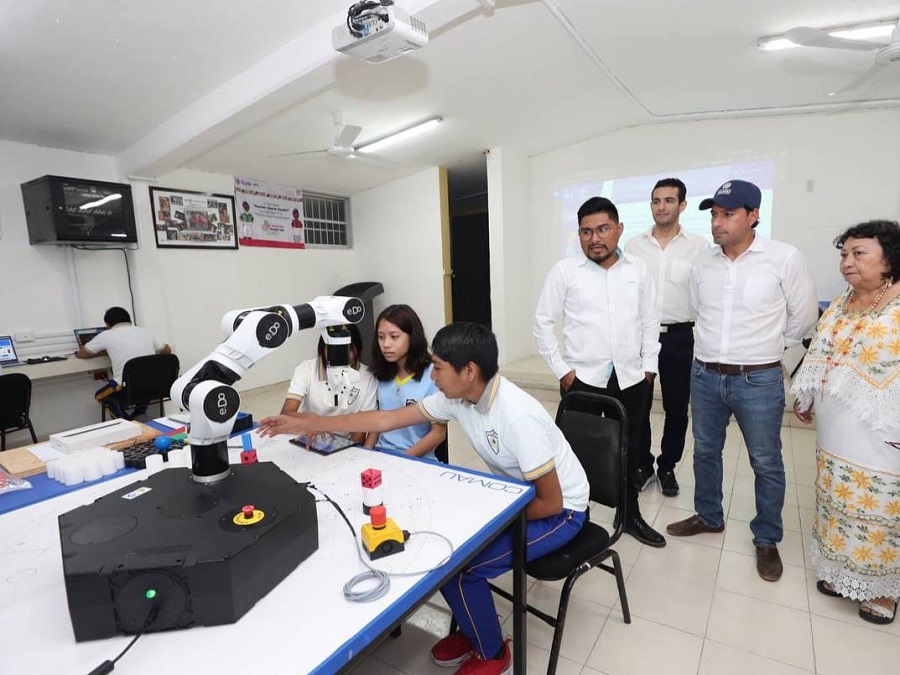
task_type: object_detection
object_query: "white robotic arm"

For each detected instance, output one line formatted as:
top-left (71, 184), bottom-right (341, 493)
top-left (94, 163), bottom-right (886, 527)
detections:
top-left (171, 295), bottom-right (364, 482)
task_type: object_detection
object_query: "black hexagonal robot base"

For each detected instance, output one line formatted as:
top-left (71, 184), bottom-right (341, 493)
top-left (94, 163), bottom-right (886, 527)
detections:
top-left (59, 462), bottom-right (318, 642)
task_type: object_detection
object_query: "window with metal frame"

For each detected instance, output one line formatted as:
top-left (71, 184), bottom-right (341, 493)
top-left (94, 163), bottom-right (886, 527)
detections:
top-left (302, 192), bottom-right (351, 248)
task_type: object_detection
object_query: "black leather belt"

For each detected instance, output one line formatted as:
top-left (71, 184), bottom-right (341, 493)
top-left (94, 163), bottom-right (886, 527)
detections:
top-left (698, 360), bottom-right (782, 375)
top-left (660, 322), bottom-right (694, 333)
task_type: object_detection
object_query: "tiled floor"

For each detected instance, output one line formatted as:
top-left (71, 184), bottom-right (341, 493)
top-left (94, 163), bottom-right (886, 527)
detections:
top-left (239, 360), bottom-right (900, 675)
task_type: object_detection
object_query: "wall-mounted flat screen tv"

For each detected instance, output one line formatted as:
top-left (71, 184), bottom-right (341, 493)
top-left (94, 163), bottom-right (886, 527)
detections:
top-left (21, 175), bottom-right (137, 245)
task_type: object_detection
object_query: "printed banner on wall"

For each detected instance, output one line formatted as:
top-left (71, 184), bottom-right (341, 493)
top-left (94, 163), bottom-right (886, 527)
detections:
top-left (234, 177), bottom-right (305, 249)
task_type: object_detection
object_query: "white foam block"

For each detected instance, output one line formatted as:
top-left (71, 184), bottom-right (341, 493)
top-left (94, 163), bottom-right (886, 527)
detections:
top-left (49, 419), bottom-right (142, 453)
top-left (144, 454), bottom-right (164, 474)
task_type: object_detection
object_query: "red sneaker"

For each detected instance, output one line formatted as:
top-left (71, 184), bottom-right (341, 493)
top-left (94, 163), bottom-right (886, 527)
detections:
top-left (431, 631), bottom-right (474, 668)
top-left (454, 639), bottom-right (512, 675)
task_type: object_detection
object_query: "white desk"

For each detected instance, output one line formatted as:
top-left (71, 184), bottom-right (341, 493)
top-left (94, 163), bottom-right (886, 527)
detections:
top-left (2, 355), bottom-right (114, 440)
top-left (3, 354), bottom-right (111, 382)
top-left (0, 439), bottom-right (533, 674)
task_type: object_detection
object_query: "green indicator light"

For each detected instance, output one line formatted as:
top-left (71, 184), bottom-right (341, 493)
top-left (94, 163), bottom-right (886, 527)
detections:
top-left (145, 589), bottom-right (157, 600)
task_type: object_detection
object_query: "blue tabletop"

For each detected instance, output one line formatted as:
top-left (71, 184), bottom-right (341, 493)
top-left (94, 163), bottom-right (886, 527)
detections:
top-left (0, 467), bottom-right (137, 515)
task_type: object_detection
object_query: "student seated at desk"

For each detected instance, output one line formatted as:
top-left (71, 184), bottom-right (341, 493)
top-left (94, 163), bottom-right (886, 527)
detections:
top-left (260, 322), bottom-right (589, 675)
top-left (281, 323), bottom-right (377, 445)
top-left (364, 304), bottom-right (446, 460)
top-left (76, 306), bottom-right (171, 420)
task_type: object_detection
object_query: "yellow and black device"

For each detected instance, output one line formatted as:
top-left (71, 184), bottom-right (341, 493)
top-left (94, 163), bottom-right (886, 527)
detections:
top-left (360, 505), bottom-right (409, 560)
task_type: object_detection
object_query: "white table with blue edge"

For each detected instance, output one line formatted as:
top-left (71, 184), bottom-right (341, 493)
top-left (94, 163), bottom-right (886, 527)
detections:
top-left (0, 434), bottom-right (534, 674)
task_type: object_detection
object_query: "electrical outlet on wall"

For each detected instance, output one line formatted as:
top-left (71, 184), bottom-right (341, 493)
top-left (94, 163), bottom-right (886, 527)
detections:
top-left (15, 330), bottom-right (35, 342)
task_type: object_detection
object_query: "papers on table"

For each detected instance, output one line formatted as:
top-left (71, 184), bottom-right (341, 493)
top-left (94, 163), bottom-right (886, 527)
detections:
top-left (27, 443), bottom-right (66, 463)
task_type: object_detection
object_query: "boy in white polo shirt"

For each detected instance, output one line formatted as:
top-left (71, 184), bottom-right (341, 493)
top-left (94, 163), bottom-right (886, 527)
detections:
top-left (259, 322), bottom-right (589, 675)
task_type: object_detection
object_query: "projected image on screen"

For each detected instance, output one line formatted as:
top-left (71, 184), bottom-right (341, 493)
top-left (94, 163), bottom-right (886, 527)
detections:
top-left (558, 160), bottom-right (775, 257)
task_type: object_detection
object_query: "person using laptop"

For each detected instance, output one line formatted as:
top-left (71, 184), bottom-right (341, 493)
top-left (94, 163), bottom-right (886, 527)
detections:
top-left (76, 306), bottom-right (171, 419)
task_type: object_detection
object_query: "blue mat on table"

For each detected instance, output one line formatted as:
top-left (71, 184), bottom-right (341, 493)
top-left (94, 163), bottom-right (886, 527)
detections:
top-left (146, 411), bottom-right (256, 436)
top-left (2, 413), bottom-right (256, 515)
top-left (0, 467), bottom-right (137, 515)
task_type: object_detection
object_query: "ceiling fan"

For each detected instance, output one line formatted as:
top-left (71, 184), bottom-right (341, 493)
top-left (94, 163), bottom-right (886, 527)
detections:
top-left (784, 18), bottom-right (900, 94)
top-left (269, 111), bottom-right (363, 160)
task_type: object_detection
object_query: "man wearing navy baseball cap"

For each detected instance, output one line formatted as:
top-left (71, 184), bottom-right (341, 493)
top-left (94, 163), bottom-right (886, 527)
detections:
top-left (698, 179), bottom-right (761, 212)
top-left (667, 178), bottom-right (818, 583)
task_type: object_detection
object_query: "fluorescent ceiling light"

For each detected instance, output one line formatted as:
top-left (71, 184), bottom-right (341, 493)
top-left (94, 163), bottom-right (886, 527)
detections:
top-left (757, 20), bottom-right (894, 51)
top-left (79, 193), bottom-right (122, 210)
top-left (758, 37), bottom-right (800, 52)
top-left (356, 116), bottom-right (443, 153)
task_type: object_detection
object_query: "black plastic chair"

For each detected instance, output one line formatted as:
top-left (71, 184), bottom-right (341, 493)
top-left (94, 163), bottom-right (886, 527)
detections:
top-left (434, 436), bottom-right (449, 464)
top-left (0, 373), bottom-right (38, 451)
top-left (101, 354), bottom-right (180, 421)
top-left (487, 391), bottom-right (631, 674)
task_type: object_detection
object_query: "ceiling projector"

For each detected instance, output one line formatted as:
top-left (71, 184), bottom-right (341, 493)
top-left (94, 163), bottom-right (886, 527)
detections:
top-left (333, 2), bottom-right (428, 64)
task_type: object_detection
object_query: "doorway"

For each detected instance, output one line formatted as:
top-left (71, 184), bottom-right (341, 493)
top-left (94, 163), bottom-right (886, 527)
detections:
top-left (447, 158), bottom-right (490, 327)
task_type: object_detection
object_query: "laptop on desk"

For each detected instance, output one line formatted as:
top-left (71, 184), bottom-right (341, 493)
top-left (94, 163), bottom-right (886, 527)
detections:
top-left (0, 335), bottom-right (21, 367)
top-left (74, 327), bottom-right (105, 349)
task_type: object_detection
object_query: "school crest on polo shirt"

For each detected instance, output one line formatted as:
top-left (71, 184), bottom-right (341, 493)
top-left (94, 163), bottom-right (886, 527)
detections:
top-left (348, 387), bottom-right (360, 405)
top-left (485, 429), bottom-right (500, 454)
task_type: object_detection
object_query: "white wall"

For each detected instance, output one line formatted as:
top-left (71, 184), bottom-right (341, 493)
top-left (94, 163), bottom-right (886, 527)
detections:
top-left (0, 140), bottom-right (137, 440)
top-left (129, 168), bottom-right (361, 395)
top-left (0, 140), bottom-right (125, 331)
top-left (0, 142), bottom-right (445, 442)
top-left (528, 109), bottom-right (900, 346)
top-left (487, 147), bottom-right (533, 365)
top-left (350, 167), bottom-right (446, 346)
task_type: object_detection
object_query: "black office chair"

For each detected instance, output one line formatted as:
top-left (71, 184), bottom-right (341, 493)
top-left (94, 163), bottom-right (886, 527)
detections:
top-left (101, 354), bottom-right (180, 421)
top-left (0, 373), bottom-right (38, 451)
top-left (487, 391), bottom-right (631, 674)
top-left (434, 436), bottom-right (449, 464)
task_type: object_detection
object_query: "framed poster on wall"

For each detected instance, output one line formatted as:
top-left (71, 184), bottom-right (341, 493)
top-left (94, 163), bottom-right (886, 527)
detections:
top-left (234, 176), bottom-right (305, 249)
top-left (149, 187), bottom-right (238, 249)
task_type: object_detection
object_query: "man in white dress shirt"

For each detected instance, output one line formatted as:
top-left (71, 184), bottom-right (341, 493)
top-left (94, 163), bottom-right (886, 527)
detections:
top-left (626, 178), bottom-right (708, 497)
top-left (534, 196), bottom-right (665, 547)
top-left (666, 180), bottom-right (817, 582)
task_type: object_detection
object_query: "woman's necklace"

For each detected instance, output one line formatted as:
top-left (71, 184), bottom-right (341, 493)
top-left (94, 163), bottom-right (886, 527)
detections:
top-left (822, 280), bottom-right (893, 384)
top-left (841, 279), bottom-right (892, 315)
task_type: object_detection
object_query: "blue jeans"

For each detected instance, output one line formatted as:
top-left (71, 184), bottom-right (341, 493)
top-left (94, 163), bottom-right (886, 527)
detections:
top-left (690, 359), bottom-right (785, 545)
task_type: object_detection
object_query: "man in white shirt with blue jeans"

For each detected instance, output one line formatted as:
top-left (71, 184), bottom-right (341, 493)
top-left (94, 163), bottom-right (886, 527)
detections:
top-left (666, 180), bottom-right (817, 582)
top-left (626, 178), bottom-right (708, 497)
top-left (534, 196), bottom-right (665, 548)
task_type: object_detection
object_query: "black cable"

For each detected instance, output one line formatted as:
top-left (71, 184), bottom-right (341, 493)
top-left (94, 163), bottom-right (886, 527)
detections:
top-left (72, 245), bottom-right (138, 325)
top-left (120, 248), bottom-right (137, 325)
top-left (346, 0), bottom-right (393, 37)
top-left (87, 604), bottom-right (159, 675)
top-left (309, 484), bottom-right (454, 603)
top-left (312, 486), bottom-right (356, 537)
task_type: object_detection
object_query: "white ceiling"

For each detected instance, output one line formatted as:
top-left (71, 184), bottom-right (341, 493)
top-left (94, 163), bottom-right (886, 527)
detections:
top-left (1, 0), bottom-right (898, 196)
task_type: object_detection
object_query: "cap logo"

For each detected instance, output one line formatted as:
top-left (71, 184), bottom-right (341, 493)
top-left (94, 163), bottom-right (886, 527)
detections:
top-left (717, 182), bottom-right (732, 195)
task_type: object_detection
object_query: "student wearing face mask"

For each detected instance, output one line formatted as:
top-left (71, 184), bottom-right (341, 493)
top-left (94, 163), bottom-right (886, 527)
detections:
top-left (280, 323), bottom-right (377, 444)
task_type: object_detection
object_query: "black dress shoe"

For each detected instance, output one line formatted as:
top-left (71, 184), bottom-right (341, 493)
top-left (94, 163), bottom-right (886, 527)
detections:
top-left (624, 515), bottom-right (666, 548)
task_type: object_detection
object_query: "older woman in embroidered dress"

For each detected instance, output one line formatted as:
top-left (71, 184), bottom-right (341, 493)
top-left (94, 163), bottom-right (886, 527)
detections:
top-left (792, 220), bottom-right (900, 625)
